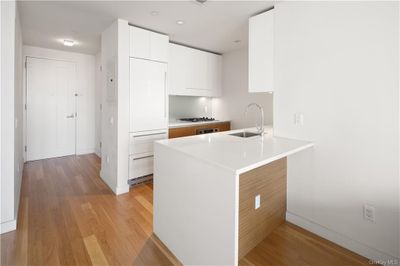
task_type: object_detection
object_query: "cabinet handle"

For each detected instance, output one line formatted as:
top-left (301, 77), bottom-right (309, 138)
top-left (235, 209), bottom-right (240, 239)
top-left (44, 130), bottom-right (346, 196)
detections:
top-left (133, 155), bottom-right (153, 160)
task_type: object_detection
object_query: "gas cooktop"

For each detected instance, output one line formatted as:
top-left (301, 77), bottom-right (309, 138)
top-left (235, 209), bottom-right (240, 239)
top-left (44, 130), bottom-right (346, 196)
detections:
top-left (179, 117), bottom-right (216, 123)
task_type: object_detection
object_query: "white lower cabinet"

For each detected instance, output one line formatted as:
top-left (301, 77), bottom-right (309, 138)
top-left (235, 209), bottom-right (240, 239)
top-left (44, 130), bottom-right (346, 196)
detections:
top-left (129, 132), bottom-right (167, 156)
top-left (128, 131), bottom-right (167, 180)
top-left (129, 155), bottom-right (154, 179)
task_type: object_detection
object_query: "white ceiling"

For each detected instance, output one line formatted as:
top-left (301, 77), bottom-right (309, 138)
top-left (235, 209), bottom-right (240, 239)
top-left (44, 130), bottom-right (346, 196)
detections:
top-left (18, 1), bottom-right (274, 55)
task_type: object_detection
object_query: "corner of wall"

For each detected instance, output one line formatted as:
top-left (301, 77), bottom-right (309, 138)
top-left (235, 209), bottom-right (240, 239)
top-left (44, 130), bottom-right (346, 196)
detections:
top-left (0, 219), bottom-right (17, 234)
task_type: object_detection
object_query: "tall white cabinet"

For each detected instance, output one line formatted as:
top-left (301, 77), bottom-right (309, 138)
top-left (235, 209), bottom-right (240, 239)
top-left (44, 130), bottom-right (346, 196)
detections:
top-left (129, 26), bottom-right (168, 183)
top-left (248, 9), bottom-right (274, 93)
top-left (129, 58), bottom-right (167, 132)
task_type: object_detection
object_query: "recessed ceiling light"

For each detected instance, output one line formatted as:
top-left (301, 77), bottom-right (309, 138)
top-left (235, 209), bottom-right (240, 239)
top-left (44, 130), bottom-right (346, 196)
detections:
top-left (176, 20), bottom-right (184, 25)
top-left (63, 40), bottom-right (75, 47)
top-left (151, 11), bottom-right (159, 16)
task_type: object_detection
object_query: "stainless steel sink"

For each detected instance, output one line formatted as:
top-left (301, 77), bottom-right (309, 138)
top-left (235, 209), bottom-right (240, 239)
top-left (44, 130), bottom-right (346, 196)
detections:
top-left (229, 132), bottom-right (261, 138)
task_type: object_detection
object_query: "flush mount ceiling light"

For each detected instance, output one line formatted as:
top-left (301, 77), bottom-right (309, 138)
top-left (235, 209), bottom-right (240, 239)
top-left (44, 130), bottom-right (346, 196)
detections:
top-left (234, 40), bottom-right (241, 44)
top-left (150, 11), bottom-right (159, 16)
top-left (63, 40), bottom-right (75, 47)
top-left (195, 0), bottom-right (207, 4)
top-left (176, 20), bottom-right (184, 25)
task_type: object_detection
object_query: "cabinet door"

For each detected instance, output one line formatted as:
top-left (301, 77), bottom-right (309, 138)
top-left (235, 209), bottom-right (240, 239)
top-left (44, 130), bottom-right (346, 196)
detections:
top-left (150, 32), bottom-right (169, 62)
top-left (130, 58), bottom-right (167, 132)
top-left (129, 132), bottom-right (167, 156)
top-left (129, 155), bottom-right (154, 179)
top-left (130, 27), bottom-right (150, 59)
top-left (169, 43), bottom-right (222, 97)
top-left (207, 53), bottom-right (222, 97)
top-left (190, 49), bottom-right (207, 91)
top-left (248, 9), bottom-right (274, 93)
top-left (169, 44), bottom-right (190, 95)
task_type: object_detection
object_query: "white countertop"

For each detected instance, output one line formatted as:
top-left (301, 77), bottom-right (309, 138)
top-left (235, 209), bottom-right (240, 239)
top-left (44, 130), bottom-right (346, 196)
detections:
top-left (168, 119), bottom-right (231, 128)
top-left (156, 127), bottom-right (313, 175)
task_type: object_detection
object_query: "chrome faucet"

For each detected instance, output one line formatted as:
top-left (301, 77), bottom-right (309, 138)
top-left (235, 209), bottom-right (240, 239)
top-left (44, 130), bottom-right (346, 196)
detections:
top-left (245, 103), bottom-right (264, 135)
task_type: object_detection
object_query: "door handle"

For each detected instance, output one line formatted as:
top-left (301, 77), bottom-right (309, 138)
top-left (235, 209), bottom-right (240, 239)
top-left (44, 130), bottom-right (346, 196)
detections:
top-left (66, 114), bottom-right (74, 118)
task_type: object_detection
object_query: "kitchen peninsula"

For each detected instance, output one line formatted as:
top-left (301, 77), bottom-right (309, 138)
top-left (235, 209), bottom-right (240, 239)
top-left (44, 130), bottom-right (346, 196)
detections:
top-left (153, 128), bottom-right (314, 265)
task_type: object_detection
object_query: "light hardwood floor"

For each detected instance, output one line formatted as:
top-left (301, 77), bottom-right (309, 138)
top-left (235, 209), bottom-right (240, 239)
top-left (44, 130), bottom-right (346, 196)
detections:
top-left (1, 154), bottom-right (370, 266)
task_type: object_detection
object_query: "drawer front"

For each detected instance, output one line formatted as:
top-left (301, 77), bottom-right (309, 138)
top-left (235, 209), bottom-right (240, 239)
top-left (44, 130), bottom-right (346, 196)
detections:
top-left (129, 156), bottom-right (154, 179)
top-left (129, 133), bottom-right (167, 155)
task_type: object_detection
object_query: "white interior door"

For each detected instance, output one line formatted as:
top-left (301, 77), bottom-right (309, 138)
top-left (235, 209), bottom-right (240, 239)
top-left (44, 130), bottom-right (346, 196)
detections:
top-left (130, 58), bottom-right (167, 132)
top-left (26, 57), bottom-right (77, 161)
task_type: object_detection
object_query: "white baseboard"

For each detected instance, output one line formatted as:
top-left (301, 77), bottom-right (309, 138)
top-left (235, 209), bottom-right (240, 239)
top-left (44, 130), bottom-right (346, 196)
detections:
top-left (76, 148), bottom-right (96, 155)
top-left (286, 212), bottom-right (399, 263)
top-left (1, 219), bottom-right (17, 234)
top-left (99, 170), bottom-right (129, 196)
top-left (95, 148), bottom-right (101, 158)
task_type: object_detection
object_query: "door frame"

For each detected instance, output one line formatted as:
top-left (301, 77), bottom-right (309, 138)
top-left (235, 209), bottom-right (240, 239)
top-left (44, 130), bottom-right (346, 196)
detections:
top-left (24, 56), bottom-right (78, 161)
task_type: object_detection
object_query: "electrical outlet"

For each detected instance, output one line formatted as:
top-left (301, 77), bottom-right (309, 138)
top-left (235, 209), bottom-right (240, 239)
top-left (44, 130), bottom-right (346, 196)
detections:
top-left (255, 195), bottom-right (261, 210)
top-left (363, 204), bottom-right (375, 222)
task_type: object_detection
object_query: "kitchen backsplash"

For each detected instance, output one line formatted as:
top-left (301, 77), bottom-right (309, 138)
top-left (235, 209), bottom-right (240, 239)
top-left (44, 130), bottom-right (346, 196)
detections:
top-left (169, 96), bottom-right (213, 119)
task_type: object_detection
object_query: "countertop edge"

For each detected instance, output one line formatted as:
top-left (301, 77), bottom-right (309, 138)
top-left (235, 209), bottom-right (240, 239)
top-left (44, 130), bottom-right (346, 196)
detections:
top-left (234, 142), bottom-right (314, 175)
top-left (155, 141), bottom-right (238, 174)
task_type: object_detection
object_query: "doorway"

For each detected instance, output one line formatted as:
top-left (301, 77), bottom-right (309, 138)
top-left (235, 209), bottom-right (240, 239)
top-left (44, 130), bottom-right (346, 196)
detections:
top-left (26, 57), bottom-right (77, 161)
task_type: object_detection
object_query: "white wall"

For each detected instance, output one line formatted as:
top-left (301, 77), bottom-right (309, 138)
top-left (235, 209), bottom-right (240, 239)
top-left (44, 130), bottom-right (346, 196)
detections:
top-left (14, 2), bottom-right (23, 223)
top-left (0, 0), bottom-right (2, 235)
top-left (116, 20), bottom-right (130, 195)
top-left (100, 19), bottom-right (130, 195)
top-left (213, 48), bottom-right (273, 129)
top-left (23, 46), bottom-right (96, 156)
top-left (100, 21), bottom-right (118, 193)
top-left (274, 2), bottom-right (399, 261)
top-left (95, 52), bottom-right (102, 157)
top-left (1, 0), bottom-right (16, 233)
top-left (1, 0), bottom-right (23, 234)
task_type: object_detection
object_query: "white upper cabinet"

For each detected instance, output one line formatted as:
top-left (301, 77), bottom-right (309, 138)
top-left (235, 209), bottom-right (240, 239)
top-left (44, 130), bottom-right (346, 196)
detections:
top-left (169, 43), bottom-right (222, 97)
top-left (248, 9), bottom-right (274, 93)
top-left (207, 52), bottom-right (222, 96)
top-left (129, 26), bottom-right (169, 62)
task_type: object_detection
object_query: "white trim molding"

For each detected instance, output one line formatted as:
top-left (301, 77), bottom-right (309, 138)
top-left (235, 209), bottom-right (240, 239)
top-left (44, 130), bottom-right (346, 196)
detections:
top-left (286, 212), bottom-right (399, 263)
top-left (1, 219), bottom-right (17, 234)
top-left (76, 148), bottom-right (96, 155)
